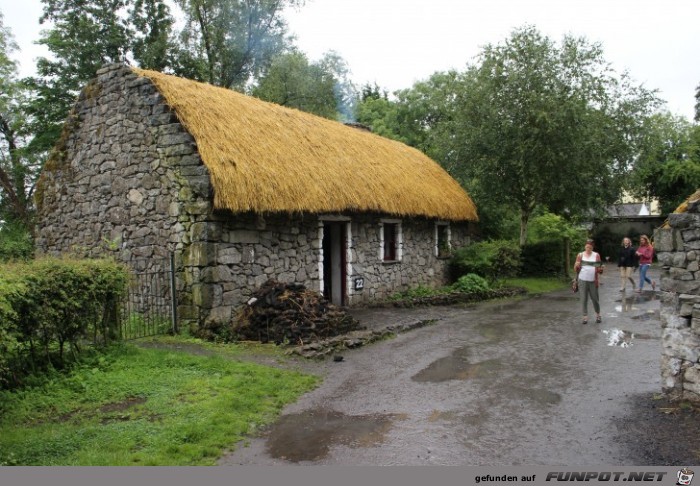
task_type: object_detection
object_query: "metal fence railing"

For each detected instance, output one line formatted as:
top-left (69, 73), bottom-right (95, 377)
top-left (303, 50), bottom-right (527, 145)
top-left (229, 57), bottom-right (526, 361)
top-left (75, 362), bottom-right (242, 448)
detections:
top-left (119, 252), bottom-right (178, 340)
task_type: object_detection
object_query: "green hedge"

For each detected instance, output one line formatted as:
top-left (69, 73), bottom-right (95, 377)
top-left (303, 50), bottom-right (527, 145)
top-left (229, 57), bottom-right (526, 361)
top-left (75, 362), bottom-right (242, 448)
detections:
top-left (0, 258), bottom-right (129, 389)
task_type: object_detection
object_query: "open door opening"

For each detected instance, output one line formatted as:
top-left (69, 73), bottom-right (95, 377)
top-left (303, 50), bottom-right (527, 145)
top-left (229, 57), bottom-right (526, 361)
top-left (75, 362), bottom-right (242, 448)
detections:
top-left (322, 222), bottom-right (347, 306)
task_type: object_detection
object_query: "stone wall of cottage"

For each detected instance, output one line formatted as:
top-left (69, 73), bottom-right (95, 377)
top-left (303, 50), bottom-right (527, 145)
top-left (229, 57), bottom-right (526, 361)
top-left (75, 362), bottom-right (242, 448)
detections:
top-left (654, 201), bottom-right (700, 403)
top-left (35, 63), bottom-right (213, 304)
top-left (185, 212), bottom-right (472, 327)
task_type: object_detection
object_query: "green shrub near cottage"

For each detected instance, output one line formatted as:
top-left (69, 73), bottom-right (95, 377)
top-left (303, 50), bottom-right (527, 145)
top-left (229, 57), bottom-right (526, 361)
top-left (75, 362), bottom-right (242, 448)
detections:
top-left (451, 273), bottom-right (490, 293)
top-left (0, 224), bottom-right (34, 262)
top-left (450, 240), bottom-right (521, 282)
top-left (0, 258), bottom-right (129, 389)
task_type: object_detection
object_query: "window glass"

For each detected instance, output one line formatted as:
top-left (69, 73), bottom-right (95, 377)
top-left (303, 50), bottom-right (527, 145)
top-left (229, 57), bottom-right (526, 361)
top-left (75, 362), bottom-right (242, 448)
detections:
top-left (383, 223), bottom-right (397, 261)
top-left (437, 224), bottom-right (450, 257)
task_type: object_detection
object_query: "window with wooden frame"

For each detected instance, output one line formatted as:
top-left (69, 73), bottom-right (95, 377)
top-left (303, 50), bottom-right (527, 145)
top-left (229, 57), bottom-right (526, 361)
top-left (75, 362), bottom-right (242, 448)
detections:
top-left (435, 222), bottom-right (451, 258)
top-left (379, 220), bottom-right (402, 262)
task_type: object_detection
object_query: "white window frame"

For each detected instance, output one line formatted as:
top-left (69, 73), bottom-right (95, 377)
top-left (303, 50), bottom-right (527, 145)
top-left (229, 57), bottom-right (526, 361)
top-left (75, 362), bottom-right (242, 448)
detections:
top-left (435, 221), bottom-right (451, 258)
top-left (379, 219), bottom-right (402, 262)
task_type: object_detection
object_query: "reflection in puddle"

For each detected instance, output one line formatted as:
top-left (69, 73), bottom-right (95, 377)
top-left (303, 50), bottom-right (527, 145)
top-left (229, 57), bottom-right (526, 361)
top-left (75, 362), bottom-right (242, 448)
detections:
top-left (614, 293), bottom-right (658, 313)
top-left (603, 329), bottom-right (633, 347)
top-left (412, 346), bottom-right (503, 382)
top-left (630, 310), bottom-right (659, 321)
top-left (266, 409), bottom-right (403, 462)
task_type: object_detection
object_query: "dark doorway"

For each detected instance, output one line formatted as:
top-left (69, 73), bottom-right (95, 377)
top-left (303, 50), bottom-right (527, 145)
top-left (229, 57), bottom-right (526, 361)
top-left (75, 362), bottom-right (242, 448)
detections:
top-left (322, 222), bottom-right (347, 306)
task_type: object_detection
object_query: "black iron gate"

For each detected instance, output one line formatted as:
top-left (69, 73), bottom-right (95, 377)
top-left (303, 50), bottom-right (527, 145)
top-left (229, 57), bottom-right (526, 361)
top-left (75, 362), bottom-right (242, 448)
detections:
top-left (119, 252), bottom-right (178, 340)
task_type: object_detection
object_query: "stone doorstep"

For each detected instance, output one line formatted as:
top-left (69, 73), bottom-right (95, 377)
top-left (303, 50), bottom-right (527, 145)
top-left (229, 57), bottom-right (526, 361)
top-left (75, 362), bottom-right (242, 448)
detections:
top-left (287, 318), bottom-right (441, 359)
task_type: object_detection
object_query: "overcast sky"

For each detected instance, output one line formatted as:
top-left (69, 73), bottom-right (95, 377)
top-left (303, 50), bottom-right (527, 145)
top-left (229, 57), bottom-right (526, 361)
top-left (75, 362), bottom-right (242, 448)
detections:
top-left (2, 0), bottom-right (698, 120)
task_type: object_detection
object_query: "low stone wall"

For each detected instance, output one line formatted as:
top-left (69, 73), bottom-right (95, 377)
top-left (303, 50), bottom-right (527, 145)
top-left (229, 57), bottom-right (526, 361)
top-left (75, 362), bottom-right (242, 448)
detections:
top-left (654, 202), bottom-right (700, 402)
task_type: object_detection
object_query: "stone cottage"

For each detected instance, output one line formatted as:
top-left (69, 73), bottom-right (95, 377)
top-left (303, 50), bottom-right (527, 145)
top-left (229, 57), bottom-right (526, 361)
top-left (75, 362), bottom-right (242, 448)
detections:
top-left (654, 189), bottom-right (700, 402)
top-left (35, 64), bottom-right (478, 329)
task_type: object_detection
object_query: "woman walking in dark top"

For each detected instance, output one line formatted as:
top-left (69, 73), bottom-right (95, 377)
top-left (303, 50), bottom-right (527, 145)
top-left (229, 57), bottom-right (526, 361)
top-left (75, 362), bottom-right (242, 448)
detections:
top-left (618, 237), bottom-right (637, 292)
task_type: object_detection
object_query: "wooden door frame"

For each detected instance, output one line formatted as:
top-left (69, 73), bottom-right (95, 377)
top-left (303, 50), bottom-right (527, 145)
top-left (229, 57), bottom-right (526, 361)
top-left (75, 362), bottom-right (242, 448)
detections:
top-left (318, 217), bottom-right (351, 306)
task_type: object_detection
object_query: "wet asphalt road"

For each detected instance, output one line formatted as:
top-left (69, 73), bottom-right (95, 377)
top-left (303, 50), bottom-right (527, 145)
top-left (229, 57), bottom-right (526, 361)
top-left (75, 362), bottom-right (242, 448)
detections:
top-left (219, 267), bottom-right (663, 465)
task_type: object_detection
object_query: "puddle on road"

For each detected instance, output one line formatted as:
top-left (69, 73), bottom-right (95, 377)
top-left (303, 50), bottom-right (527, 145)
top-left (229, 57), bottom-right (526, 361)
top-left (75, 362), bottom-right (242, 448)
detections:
top-left (411, 346), bottom-right (503, 382)
top-left (602, 327), bottom-right (656, 348)
top-left (511, 386), bottom-right (562, 405)
top-left (265, 409), bottom-right (404, 462)
top-left (475, 321), bottom-right (513, 341)
top-left (630, 310), bottom-right (660, 321)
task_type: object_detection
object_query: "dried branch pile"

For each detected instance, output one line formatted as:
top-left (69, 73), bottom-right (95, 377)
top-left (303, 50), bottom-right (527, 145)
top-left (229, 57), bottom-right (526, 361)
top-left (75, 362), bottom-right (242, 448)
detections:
top-left (233, 280), bottom-right (364, 345)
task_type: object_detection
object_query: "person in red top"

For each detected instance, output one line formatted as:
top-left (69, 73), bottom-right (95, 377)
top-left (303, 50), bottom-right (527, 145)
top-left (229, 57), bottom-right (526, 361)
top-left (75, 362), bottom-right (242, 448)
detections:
top-left (635, 234), bottom-right (655, 292)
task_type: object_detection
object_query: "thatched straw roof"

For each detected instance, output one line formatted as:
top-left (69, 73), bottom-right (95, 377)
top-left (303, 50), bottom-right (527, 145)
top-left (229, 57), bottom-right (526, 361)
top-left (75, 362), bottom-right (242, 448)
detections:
top-left (672, 189), bottom-right (700, 214)
top-left (133, 68), bottom-right (478, 222)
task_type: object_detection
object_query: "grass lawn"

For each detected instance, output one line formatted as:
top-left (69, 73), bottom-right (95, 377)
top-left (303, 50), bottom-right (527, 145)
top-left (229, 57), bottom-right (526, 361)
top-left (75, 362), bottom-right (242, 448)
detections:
top-left (499, 276), bottom-right (570, 294)
top-left (0, 340), bottom-right (319, 465)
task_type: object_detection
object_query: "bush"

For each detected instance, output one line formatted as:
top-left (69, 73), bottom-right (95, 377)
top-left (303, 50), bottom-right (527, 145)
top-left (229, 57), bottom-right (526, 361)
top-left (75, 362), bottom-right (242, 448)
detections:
top-left (0, 258), bottom-right (129, 389)
top-left (0, 224), bottom-right (34, 262)
top-left (450, 240), bottom-right (521, 282)
top-left (520, 239), bottom-right (569, 277)
top-left (451, 273), bottom-right (490, 293)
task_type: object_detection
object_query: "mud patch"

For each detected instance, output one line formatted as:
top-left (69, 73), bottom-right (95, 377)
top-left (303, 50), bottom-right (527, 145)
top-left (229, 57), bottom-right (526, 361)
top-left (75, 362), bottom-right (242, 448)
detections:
top-left (613, 394), bottom-right (700, 465)
top-left (411, 346), bottom-right (502, 382)
top-left (99, 396), bottom-right (147, 413)
top-left (427, 410), bottom-right (460, 422)
top-left (265, 409), bottom-right (403, 462)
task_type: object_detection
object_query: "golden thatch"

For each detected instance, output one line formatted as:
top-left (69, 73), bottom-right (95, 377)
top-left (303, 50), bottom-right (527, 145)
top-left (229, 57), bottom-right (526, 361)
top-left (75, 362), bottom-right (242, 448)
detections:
top-left (133, 67), bottom-right (478, 221)
top-left (672, 189), bottom-right (700, 214)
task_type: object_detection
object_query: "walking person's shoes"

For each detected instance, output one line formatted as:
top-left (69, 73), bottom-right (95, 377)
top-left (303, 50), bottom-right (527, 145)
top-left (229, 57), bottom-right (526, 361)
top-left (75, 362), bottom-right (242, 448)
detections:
top-left (582, 318), bottom-right (588, 325)
top-left (595, 316), bottom-right (602, 324)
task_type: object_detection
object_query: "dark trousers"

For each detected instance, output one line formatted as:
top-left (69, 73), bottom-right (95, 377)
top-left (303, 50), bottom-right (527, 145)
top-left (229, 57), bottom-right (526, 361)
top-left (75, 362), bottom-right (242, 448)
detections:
top-left (579, 280), bottom-right (600, 315)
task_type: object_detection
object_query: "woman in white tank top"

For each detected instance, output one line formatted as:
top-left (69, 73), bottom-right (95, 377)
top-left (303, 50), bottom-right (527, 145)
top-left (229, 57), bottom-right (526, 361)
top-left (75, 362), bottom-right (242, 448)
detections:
top-left (574, 239), bottom-right (604, 325)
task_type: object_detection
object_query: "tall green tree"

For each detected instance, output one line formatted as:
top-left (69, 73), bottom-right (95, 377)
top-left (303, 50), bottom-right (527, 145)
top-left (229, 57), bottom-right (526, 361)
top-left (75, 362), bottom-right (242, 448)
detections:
top-left (252, 50), bottom-right (354, 120)
top-left (0, 12), bottom-right (39, 230)
top-left (30, 0), bottom-right (138, 162)
top-left (355, 83), bottom-right (404, 141)
top-left (174, 0), bottom-right (303, 89)
top-left (449, 26), bottom-right (659, 245)
top-left (130, 0), bottom-right (177, 72)
top-left (630, 112), bottom-right (700, 213)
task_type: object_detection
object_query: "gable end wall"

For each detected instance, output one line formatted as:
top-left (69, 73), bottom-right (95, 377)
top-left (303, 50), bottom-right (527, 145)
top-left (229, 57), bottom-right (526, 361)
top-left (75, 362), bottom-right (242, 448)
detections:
top-left (35, 63), bottom-right (214, 319)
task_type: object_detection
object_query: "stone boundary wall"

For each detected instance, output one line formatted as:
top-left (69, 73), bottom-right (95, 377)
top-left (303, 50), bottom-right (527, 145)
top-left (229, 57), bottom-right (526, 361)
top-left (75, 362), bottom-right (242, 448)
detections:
top-left (654, 201), bottom-right (700, 402)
